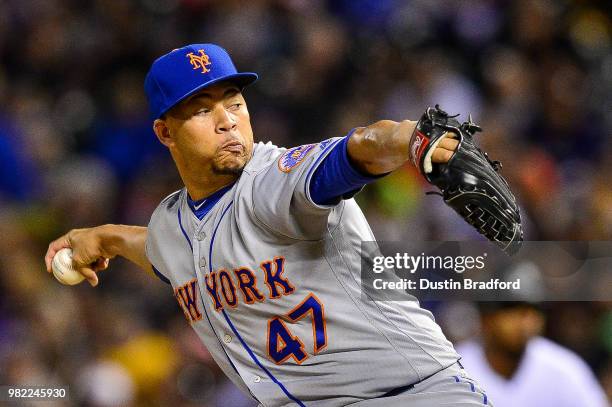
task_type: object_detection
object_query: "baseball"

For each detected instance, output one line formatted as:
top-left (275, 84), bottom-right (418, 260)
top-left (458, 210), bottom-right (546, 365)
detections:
top-left (52, 248), bottom-right (85, 285)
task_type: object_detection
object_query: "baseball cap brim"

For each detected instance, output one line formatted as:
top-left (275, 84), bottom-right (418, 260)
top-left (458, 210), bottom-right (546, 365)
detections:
top-left (159, 72), bottom-right (258, 117)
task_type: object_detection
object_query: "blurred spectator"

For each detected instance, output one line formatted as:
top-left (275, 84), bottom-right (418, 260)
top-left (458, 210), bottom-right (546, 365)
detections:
top-left (0, 114), bottom-right (39, 201)
top-left (457, 303), bottom-right (610, 407)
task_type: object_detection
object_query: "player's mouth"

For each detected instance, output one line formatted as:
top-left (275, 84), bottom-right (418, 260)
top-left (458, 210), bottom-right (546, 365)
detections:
top-left (220, 140), bottom-right (244, 154)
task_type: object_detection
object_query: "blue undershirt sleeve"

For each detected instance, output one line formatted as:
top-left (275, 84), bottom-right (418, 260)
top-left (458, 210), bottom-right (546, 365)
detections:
top-left (309, 130), bottom-right (385, 206)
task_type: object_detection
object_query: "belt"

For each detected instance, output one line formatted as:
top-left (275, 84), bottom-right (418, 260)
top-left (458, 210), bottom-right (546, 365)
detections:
top-left (380, 360), bottom-right (464, 398)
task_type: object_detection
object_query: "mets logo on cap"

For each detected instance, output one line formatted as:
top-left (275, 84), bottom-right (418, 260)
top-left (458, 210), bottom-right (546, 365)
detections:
top-left (278, 144), bottom-right (317, 172)
top-left (187, 50), bottom-right (212, 73)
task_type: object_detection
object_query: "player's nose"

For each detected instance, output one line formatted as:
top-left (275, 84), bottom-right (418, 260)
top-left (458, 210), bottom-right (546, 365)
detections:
top-left (214, 106), bottom-right (237, 133)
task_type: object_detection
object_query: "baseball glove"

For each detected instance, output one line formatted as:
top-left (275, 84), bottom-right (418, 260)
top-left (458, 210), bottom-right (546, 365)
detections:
top-left (409, 105), bottom-right (523, 255)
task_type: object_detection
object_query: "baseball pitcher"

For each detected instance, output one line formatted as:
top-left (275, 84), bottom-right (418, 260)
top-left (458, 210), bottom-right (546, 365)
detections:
top-left (46, 44), bottom-right (522, 406)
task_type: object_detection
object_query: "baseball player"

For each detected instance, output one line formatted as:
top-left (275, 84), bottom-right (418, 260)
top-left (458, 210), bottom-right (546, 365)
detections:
top-left (45, 44), bottom-right (493, 406)
top-left (457, 303), bottom-right (609, 407)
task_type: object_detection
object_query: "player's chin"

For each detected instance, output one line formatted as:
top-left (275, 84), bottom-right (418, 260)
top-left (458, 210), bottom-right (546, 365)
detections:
top-left (212, 154), bottom-right (248, 175)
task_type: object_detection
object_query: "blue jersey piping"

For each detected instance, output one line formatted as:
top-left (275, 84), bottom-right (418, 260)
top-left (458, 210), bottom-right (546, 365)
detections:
top-left (210, 202), bottom-right (306, 406)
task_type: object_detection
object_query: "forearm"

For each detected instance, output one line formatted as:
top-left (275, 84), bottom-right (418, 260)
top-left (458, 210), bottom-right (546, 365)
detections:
top-left (98, 224), bottom-right (152, 275)
top-left (346, 120), bottom-right (417, 175)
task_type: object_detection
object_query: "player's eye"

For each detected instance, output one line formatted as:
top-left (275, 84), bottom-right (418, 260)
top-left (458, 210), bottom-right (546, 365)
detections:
top-left (228, 103), bottom-right (242, 111)
top-left (195, 108), bottom-right (211, 115)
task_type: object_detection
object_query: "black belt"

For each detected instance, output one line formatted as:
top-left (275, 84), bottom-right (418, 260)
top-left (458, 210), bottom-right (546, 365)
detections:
top-left (381, 360), bottom-right (464, 398)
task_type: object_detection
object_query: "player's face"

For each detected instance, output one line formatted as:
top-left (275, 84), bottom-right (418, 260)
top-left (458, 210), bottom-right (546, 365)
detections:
top-left (164, 82), bottom-right (254, 175)
top-left (482, 306), bottom-right (544, 355)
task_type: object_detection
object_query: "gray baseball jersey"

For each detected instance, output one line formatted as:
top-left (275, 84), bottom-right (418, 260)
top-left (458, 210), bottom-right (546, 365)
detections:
top-left (145, 138), bottom-right (460, 406)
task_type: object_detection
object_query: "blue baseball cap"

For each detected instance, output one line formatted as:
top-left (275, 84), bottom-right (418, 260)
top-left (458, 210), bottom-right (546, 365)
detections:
top-left (144, 44), bottom-right (258, 118)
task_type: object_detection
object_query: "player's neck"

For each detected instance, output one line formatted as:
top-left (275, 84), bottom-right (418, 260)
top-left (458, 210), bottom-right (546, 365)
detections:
top-left (184, 174), bottom-right (238, 201)
top-left (174, 155), bottom-right (239, 201)
top-left (484, 343), bottom-right (525, 379)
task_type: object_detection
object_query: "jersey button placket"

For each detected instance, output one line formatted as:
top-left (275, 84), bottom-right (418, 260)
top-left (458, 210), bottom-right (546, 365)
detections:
top-left (195, 229), bottom-right (208, 270)
top-left (223, 334), bottom-right (232, 343)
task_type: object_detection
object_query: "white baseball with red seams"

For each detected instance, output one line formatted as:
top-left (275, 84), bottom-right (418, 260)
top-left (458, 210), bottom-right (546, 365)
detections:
top-left (52, 248), bottom-right (85, 285)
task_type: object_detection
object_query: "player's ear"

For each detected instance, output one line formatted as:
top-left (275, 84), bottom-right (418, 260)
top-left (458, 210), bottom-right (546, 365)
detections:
top-left (153, 118), bottom-right (175, 148)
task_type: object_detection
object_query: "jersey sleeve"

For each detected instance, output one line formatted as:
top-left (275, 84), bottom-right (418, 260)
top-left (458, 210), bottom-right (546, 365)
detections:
top-left (145, 236), bottom-right (171, 285)
top-left (309, 131), bottom-right (382, 206)
top-left (252, 137), bottom-right (346, 240)
top-left (144, 192), bottom-right (179, 286)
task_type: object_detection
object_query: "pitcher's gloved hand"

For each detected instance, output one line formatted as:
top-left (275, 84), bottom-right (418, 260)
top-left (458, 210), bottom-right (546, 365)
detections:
top-left (409, 105), bottom-right (523, 255)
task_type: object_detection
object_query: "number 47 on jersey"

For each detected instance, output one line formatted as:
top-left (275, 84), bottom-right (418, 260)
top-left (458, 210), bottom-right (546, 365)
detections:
top-left (268, 293), bottom-right (327, 364)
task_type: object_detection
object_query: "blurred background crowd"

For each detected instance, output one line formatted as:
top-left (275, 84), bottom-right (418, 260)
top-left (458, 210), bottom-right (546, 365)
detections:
top-left (0, 0), bottom-right (610, 405)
